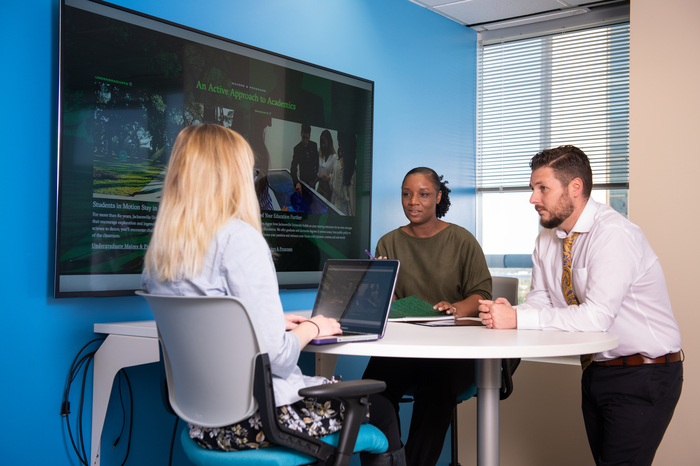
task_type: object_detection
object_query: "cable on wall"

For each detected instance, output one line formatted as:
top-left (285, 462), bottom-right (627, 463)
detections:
top-left (61, 338), bottom-right (134, 466)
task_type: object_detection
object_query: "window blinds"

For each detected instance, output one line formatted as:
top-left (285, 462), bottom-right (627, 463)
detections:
top-left (477, 23), bottom-right (630, 192)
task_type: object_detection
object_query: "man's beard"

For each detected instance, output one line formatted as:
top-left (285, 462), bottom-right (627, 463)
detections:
top-left (538, 193), bottom-right (574, 229)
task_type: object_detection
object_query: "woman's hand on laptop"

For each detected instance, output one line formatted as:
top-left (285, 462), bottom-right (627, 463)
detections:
top-left (285, 314), bottom-right (341, 335)
top-left (290, 315), bottom-right (342, 348)
top-left (310, 315), bottom-right (342, 336)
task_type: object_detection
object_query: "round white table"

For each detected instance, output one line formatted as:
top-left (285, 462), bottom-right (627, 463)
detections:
top-left (303, 321), bottom-right (618, 466)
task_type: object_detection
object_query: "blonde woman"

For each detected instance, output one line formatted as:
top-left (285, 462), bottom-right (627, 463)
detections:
top-left (142, 124), bottom-right (402, 463)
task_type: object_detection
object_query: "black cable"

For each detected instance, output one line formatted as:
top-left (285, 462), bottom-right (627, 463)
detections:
top-left (114, 371), bottom-right (126, 449)
top-left (64, 393), bottom-right (88, 465)
top-left (62, 338), bottom-right (134, 466)
top-left (64, 350), bottom-right (97, 465)
top-left (62, 338), bottom-right (104, 466)
top-left (169, 417), bottom-right (179, 466)
top-left (62, 339), bottom-right (104, 415)
top-left (63, 338), bottom-right (105, 394)
top-left (77, 351), bottom-right (92, 462)
top-left (118, 368), bottom-right (134, 466)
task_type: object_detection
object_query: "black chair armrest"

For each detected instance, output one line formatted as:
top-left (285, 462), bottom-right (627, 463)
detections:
top-left (255, 354), bottom-right (336, 464)
top-left (299, 379), bottom-right (386, 398)
top-left (301, 379), bottom-right (387, 466)
top-left (254, 354), bottom-right (387, 466)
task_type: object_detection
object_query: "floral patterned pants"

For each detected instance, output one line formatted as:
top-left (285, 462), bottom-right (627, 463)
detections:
top-left (189, 396), bottom-right (347, 452)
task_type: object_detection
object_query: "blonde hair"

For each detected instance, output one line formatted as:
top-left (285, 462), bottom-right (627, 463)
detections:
top-left (145, 123), bottom-right (262, 281)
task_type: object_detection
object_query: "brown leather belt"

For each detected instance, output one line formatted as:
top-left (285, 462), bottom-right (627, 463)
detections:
top-left (592, 351), bottom-right (682, 367)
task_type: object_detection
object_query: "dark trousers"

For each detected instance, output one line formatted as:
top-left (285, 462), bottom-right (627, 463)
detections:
top-left (363, 356), bottom-right (476, 466)
top-left (368, 393), bottom-right (403, 452)
top-left (581, 361), bottom-right (683, 466)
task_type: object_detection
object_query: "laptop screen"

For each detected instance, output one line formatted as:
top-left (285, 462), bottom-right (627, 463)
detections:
top-left (313, 259), bottom-right (399, 334)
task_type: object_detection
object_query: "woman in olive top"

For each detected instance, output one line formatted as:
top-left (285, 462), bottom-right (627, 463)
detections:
top-left (363, 167), bottom-right (492, 466)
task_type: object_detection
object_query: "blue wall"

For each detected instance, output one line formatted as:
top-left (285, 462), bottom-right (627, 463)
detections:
top-left (0, 1), bottom-right (476, 464)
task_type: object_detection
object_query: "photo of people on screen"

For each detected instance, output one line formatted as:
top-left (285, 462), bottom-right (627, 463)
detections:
top-left (90, 99), bottom-right (357, 217)
top-left (329, 131), bottom-right (356, 216)
top-left (316, 130), bottom-right (337, 201)
top-left (255, 120), bottom-right (357, 216)
top-left (291, 123), bottom-right (318, 196)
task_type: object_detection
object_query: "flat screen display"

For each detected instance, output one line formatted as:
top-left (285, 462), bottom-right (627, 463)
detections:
top-left (55, 0), bottom-right (373, 297)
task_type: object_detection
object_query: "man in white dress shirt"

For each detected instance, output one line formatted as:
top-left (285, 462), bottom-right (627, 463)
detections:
top-left (478, 146), bottom-right (683, 466)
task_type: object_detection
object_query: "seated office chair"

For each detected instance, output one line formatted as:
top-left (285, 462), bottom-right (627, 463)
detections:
top-left (136, 292), bottom-right (389, 466)
top-left (400, 276), bottom-right (520, 466)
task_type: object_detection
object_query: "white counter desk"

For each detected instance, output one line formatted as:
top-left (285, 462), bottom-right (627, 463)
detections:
top-left (92, 319), bottom-right (617, 466)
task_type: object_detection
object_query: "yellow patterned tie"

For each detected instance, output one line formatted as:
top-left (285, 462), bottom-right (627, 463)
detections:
top-left (562, 233), bottom-right (593, 370)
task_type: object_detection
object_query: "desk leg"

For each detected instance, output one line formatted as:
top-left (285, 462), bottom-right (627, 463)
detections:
top-left (90, 335), bottom-right (160, 466)
top-left (476, 359), bottom-right (501, 466)
top-left (315, 353), bottom-right (339, 379)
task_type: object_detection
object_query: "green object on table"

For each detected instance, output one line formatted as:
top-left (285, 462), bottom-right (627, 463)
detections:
top-left (389, 295), bottom-right (446, 320)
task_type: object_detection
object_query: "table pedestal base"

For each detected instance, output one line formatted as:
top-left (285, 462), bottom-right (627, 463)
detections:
top-left (476, 359), bottom-right (501, 466)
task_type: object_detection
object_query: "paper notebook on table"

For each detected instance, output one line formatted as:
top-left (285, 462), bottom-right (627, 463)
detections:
top-left (388, 296), bottom-right (483, 325)
top-left (308, 259), bottom-right (400, 345)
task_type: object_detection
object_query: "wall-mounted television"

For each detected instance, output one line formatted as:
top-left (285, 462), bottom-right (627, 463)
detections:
top-left (55, 0), bottom-right (373, 297)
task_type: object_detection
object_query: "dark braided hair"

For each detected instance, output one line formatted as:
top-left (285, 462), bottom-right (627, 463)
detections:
top-left (403, 167), bottom-right (451, 219)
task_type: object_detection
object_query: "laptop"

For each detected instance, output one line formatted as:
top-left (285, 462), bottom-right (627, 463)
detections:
top-left (308, 259), bottom-right (400, 345)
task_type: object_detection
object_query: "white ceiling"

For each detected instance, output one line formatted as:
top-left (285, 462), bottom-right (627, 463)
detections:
top-left (408, 0), bottom-right (623, 31)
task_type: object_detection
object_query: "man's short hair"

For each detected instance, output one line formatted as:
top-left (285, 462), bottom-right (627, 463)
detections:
top-left (301, 123), bottom-right (311, 135)
top-left (530, 145), bottom-right (593, 198)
